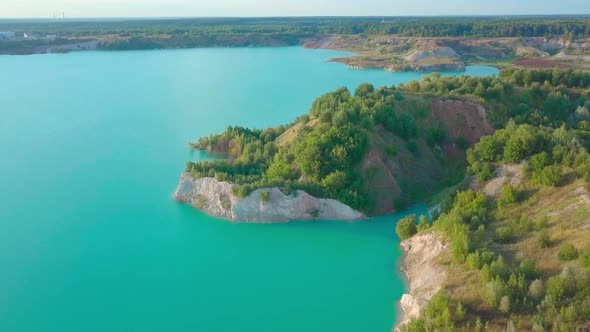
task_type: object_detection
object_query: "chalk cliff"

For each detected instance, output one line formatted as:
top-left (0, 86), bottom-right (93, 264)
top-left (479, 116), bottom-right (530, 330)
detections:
top-left (395, 233), bottom-right (449, 331)
top-left (173, 173), bottom-right (364, 222)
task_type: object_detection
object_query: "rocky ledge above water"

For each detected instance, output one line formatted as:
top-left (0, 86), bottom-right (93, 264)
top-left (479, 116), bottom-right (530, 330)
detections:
top-left (173, 173), bottom-right (364, 222)
top-left (395, 233), bottom-right (449, 331)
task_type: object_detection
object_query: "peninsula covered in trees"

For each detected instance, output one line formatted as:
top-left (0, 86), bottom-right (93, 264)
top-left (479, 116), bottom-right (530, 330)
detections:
top-left (186, 68), bottom-right (590, 213)
top-left (178, 67), bottom-right (590, 329)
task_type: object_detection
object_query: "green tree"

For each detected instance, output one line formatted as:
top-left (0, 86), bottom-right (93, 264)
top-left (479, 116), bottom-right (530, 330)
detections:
top-left (266, 156), bottom-right (296, 180)
top-left (396, 114), bottom-right (418, 139)
top-left (454, 302), bottom-right (466, 322)
top-left (503, 125), bottom-right (541, 163)
top-left (406, 140), bottom-right (419, 157)
top-left (537, 230), bottom-right (551, 248)
top-left (495, 226), bottom-right (515, 244)
top-left (546, 276), bottom-right (569, 303)
top-left (468, 135), bottom-right (503, 163)
top-left (558, 244), bottom-right (579, 261)
top-left (475, 317), bottom-right (483, 332)
top-left (523, 70), bottom-right (533, 86)
top-left (499, 296), bottom-right (511, 314)
top-left (529, 152), bottom-right (549, 174)
top-left (500, 185), bottom-right (519, 204)
top-left (321, 171), bottom-right (348, 195)
top-left (396, 215), bottom-right (418, 240)
top-left (537, 165), bottom-right (562, 187)
top-left (355, 83), bottom-right (375, 97)
top-left (260, 190), bottom-right (270, 202)
top-left (427, 127), bottom-right (447, 146)
top-left (529, 279), bottom-right (545, 300)
top-left (506, 320), bottom-right (516, 332)
top-left (474, 81), bottom-right (486, 97)
top-left (418, 215), bottom-right (431, 231)
top-left (579, 120), bottom-right (590, 132)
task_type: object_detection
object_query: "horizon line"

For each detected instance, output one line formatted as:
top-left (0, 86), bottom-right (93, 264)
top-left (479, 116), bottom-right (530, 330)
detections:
top-left (1, 14), bottom-right (590, 20)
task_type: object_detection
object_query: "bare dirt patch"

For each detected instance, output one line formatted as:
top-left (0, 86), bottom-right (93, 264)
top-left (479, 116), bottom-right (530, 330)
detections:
top-left (480, 164), bottom-right (525, 197)
top-left (431, 99), bottom-right (494, 145)
top-left (513, 58), bottom-right (570, 69)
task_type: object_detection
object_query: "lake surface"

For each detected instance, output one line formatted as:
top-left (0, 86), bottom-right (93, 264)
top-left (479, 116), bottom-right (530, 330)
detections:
top-left (0, 47), bottom-right (497, 332)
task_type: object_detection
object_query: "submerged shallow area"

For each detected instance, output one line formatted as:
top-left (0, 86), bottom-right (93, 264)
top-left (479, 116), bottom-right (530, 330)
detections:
top-left (0, 47), bottom-right (497, 331)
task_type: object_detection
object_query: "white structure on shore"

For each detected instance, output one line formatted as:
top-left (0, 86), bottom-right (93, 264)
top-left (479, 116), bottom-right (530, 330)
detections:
top-left (0, 31), bottom-right (16, 40)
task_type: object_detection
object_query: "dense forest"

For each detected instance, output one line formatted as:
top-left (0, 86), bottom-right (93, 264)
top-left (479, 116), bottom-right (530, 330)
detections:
top-left (1, 16), bottom-right (589, 38)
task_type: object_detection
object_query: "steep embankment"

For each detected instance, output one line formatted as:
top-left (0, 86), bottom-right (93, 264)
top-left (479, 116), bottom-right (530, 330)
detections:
top-left (396, 233), bottom-right (449, 331)
top-left (306, 36), bottom-right (466, 72)
top-left (304, 36), bottom-right (469, 72)
top-left (305, 35), bottom-right (590, 72)
top-left (361, 98), bottom-right (494, 215)
top-left (174, 174), bottom-right (364, 222)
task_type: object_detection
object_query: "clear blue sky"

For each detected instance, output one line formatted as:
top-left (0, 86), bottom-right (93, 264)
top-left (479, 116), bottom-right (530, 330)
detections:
top-left (2, 0), bottom-right (590, 18)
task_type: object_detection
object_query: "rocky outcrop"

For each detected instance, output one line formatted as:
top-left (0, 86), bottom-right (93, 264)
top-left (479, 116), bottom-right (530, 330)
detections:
top-left (522, 37), bottom-right (590, 51)
top-left (346, 64), bottom-right (368, 70)
top-left (405, 46), bottom-right (459, 63)
top-left (395, 233), bottom-right (449, 331)
top-left (173, 173), bottom-right (364, 222)
top-left (515, 46), bottom-right (550, 58)
top-left (468, 163), bottom-right (525, 197)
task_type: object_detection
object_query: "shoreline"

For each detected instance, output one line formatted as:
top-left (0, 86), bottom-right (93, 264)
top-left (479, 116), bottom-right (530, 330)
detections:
top-left (394, 242), bottom-right (412, 331)
top-left (394, 233), bottom-right (449, 331)
top-left (173, 173), bottom-right (365, 223)
top-left (1, 38), bottom-right (494, 73)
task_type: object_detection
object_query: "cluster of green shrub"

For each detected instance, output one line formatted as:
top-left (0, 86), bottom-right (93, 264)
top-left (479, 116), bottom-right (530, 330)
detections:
top-left (395, 214), bottom-right (431, 240)
top-left (500, 68), bottom-right (590, 89)
top-left (398, 70), bottom-right (590, 128)
top-left (466, 123), bottom-right (590, 184)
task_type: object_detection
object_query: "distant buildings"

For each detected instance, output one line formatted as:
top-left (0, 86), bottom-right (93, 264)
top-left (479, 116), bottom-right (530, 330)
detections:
top-left (0, 31), bottom-right (16, 40)
top-left (23, 33), bottom-right (57, 41)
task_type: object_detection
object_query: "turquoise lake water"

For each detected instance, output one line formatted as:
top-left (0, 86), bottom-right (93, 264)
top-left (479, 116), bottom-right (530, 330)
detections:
top-left (0, 47), bottom-right (497, 332)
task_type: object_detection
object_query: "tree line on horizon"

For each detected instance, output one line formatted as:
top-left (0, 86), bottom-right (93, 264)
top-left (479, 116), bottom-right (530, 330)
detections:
top-left (1, 17), bottom-right (589, 39)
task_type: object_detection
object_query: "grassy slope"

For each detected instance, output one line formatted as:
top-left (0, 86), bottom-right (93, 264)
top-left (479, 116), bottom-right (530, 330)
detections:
top-left (436, 173), bottom-right (590, 330)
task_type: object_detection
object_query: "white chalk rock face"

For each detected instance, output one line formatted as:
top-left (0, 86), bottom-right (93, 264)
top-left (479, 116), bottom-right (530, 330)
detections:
top-left (395, 233), bottom-right (449, 331)
top-left (173, 173), bottom-right (364, 223)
